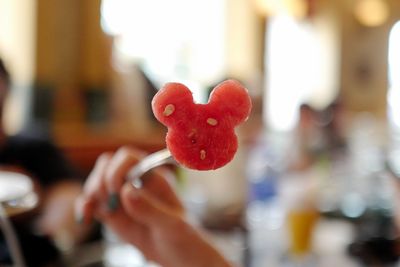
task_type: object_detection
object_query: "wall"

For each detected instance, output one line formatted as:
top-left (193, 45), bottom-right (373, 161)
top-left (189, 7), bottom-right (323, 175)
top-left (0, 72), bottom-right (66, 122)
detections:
top-left (0, 0), bottom-right (36, 134)
top-left (226, 0), bottom-right (265, 85)
top-left (338, 0), bottom-right (400, 117)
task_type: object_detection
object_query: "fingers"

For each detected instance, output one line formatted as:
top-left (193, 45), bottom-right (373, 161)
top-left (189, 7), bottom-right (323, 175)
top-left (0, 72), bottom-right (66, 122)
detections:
top-left (83, 152), bottom-right (112, 201)
top-left (75, 195), bottom-right (95, 225)
top-left (76, 152), bottom-right (112, 224)
top-left (104, 146), bottom-right (146, 194)
top-left (120, 183), bottom-right (180, 227)
top-left (77, 146), bottom-right (183, 227)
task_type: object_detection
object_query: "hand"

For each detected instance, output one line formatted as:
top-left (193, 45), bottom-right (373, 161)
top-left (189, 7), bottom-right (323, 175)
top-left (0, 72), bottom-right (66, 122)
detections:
top-left (37, 180), bottom-right (92, 250)
top-left (76, 147), bottom-right (232, 267)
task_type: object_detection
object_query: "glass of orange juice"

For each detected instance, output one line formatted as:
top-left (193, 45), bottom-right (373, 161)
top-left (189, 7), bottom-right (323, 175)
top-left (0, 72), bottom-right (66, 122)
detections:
top-left (287, 208), bottom-right (319, 257)
top-left (281, 170), bottom-right (320, 264)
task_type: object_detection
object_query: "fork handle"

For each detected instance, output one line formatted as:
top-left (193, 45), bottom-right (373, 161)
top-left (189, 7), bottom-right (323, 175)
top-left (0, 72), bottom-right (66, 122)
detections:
top-left (126, 148), bottom-right (174, 187)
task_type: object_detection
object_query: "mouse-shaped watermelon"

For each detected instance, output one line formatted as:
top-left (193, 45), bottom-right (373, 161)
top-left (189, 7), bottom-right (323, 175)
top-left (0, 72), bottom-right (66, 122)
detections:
top-left (152, 79), bottom-right (252, 170)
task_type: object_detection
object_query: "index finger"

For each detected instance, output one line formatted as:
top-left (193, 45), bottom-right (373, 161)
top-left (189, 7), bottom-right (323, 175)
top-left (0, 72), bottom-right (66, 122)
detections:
top-left (104, 146), bottom-right (146, 194)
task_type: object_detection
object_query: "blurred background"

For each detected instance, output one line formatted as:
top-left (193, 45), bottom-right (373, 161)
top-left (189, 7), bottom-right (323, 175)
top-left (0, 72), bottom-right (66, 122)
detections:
top-left (1, 0), bottom-right (400, 266)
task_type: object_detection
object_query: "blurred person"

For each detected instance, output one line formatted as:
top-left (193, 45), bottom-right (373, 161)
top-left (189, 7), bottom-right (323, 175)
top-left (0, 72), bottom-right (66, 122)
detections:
top-left (290, 100), bottom-right (349, 171)
top-left (319, 97), bottom-right (348, 154)
top-left (76, 147), bottom-right (233, 267)
top-left (290, 103), bottom-right (325, 171)
top-left (0, 58), bottom-right (91, 266)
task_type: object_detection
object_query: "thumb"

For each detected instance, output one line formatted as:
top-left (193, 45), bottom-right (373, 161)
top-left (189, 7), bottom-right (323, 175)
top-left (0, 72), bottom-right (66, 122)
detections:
top-left (121, 184), bottom-right (177, 227)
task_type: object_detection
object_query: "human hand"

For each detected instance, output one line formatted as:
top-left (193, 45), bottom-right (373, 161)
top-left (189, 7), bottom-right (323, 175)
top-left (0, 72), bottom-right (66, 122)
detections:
top-left (76, 147), bottom-right (232, 267)
top-left (37, 180), bottom-right (92, 250)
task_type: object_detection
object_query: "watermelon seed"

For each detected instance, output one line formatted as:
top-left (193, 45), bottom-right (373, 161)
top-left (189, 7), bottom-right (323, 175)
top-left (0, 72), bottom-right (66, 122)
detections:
top-left (207, 118), bottom-right (218, 126)
top-left (163, 104), bottom-right (175, 116)
top-left (200, 150), bottom-right (206, 160)
top-left (188, 129), bottom-right (197, 144)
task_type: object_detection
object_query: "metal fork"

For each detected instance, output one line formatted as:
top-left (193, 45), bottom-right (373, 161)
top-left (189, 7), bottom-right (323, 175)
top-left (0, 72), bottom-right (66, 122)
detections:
top-left (126, 148), bottom-right (175, 188)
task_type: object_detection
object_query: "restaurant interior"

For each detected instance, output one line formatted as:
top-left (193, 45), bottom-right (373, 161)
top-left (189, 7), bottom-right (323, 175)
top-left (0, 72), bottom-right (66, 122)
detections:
top-left (1, 0), bottom-right (400, 266)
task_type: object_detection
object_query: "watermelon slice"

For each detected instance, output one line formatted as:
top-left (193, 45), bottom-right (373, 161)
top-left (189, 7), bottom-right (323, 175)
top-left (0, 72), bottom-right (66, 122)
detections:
top-left (152, 79), bottom-right (252, 170)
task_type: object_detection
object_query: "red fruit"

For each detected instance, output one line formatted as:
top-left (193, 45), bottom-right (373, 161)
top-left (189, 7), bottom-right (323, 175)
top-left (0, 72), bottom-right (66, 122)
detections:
top-left (152, 79), bottom-right (252, 170)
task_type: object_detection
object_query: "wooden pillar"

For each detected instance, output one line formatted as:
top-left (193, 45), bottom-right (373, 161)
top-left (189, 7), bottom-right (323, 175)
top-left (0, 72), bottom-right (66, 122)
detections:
top-left (34, 0), bottom-right (83, 128)
top-left (79, 0), bottom-right (112, 90)
top-left (34, 0), bottom-right (112, 127)
top-left (78, 0), bottom-right (113, 125)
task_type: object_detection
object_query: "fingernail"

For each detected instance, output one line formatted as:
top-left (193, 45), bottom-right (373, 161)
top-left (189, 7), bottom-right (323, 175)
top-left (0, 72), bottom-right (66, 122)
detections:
top-left (75, 212), bottom-right (84, 225)
top-left (108, 192), bottom-right (119, 211)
